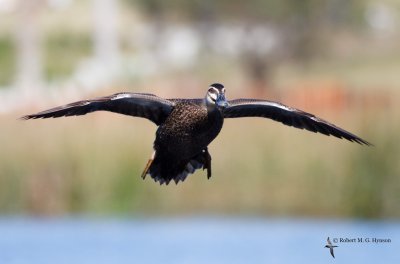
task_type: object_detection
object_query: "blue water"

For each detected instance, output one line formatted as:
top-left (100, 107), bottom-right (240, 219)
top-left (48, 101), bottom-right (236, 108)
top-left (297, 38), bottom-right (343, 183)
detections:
top-left (0, 217), bottom-right (398, 264)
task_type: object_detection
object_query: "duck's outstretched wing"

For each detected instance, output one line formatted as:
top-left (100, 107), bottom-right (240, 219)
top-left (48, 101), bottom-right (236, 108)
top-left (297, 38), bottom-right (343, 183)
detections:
top-left (223, 99), bottom-right (371, 145)
top-left (21, 93), bottom-right (175, 125)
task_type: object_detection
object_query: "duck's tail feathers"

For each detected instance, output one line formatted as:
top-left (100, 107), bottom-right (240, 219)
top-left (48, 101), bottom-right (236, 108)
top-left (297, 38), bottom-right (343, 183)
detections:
top-left (142, 149), bottom-right (211, 185)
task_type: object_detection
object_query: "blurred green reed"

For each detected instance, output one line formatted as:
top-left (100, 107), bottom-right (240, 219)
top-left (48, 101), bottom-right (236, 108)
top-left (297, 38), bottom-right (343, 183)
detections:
top-left (0, 36), bottom-right (15, 86)
top-left (0, 104), bottom-right (398, 218)
top-left (45, 33), bottom-right (92, 81)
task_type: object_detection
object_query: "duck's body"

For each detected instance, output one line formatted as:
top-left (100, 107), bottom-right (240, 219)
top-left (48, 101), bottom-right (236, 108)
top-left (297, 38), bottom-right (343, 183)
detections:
top-left (150, 101), bottom-right (224, 184)
top-left (22, 83), bottom-right (370, 185)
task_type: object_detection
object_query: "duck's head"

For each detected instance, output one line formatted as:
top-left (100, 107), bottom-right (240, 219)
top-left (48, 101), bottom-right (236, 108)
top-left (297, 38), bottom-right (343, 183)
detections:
top-left (205, 83), bottom-right (228, 110)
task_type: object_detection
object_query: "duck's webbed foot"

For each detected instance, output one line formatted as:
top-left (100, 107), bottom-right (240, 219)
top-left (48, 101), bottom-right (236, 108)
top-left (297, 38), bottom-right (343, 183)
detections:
top-left (202, 148), bottom-right (212, 179)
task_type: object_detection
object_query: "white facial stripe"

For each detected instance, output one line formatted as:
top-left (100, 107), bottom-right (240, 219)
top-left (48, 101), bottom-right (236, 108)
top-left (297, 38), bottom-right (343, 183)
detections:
top-left (208, 87), bottom-right (218, 101)
top-left (209, 93), bottom-right (217, 101)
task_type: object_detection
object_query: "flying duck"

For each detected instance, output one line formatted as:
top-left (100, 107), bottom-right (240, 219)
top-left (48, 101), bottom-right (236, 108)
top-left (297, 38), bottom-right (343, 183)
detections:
top-left (22, 83), bottom-right (370, 185)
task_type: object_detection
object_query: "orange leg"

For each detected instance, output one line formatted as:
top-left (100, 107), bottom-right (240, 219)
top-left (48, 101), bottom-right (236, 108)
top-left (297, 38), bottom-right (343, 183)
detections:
top-left (141, 151), bottom-right (155, 179)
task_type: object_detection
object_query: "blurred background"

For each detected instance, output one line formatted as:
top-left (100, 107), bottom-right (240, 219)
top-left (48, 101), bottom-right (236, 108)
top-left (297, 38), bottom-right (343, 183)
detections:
top-left (0, 0), bottom-right (399, 263)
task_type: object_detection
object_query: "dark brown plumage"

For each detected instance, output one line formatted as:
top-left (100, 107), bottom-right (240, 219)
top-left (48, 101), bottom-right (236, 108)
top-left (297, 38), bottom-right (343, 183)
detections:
top-left (21, 83), bottom-right (371, 184)
top-left (148, 102), bottom-right (223, 184)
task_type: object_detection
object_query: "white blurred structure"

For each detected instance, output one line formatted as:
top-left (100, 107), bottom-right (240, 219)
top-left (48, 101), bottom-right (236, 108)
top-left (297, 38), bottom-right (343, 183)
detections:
top-left (366, 2), bottom-right (398, 35)
top-left (0, 0), bottom-right (16, 12)
top-left (0, 0), bottom-right (122, 112)
top-left (14, 0), bottom-right (44, 95)
top-left (92, 0), bottom-right (119, 66)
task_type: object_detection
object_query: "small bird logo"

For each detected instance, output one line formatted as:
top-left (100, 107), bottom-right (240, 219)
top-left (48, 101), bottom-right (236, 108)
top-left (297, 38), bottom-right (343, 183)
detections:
top-left (325, 237), bottom-right (338, 258)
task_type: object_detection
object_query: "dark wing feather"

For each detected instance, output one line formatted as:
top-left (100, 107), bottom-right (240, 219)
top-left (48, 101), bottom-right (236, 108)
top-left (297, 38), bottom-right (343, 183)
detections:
top-left (21, 93), bottom-right (175, 125)
top-left (224, 99), bottom-right (371, 145)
